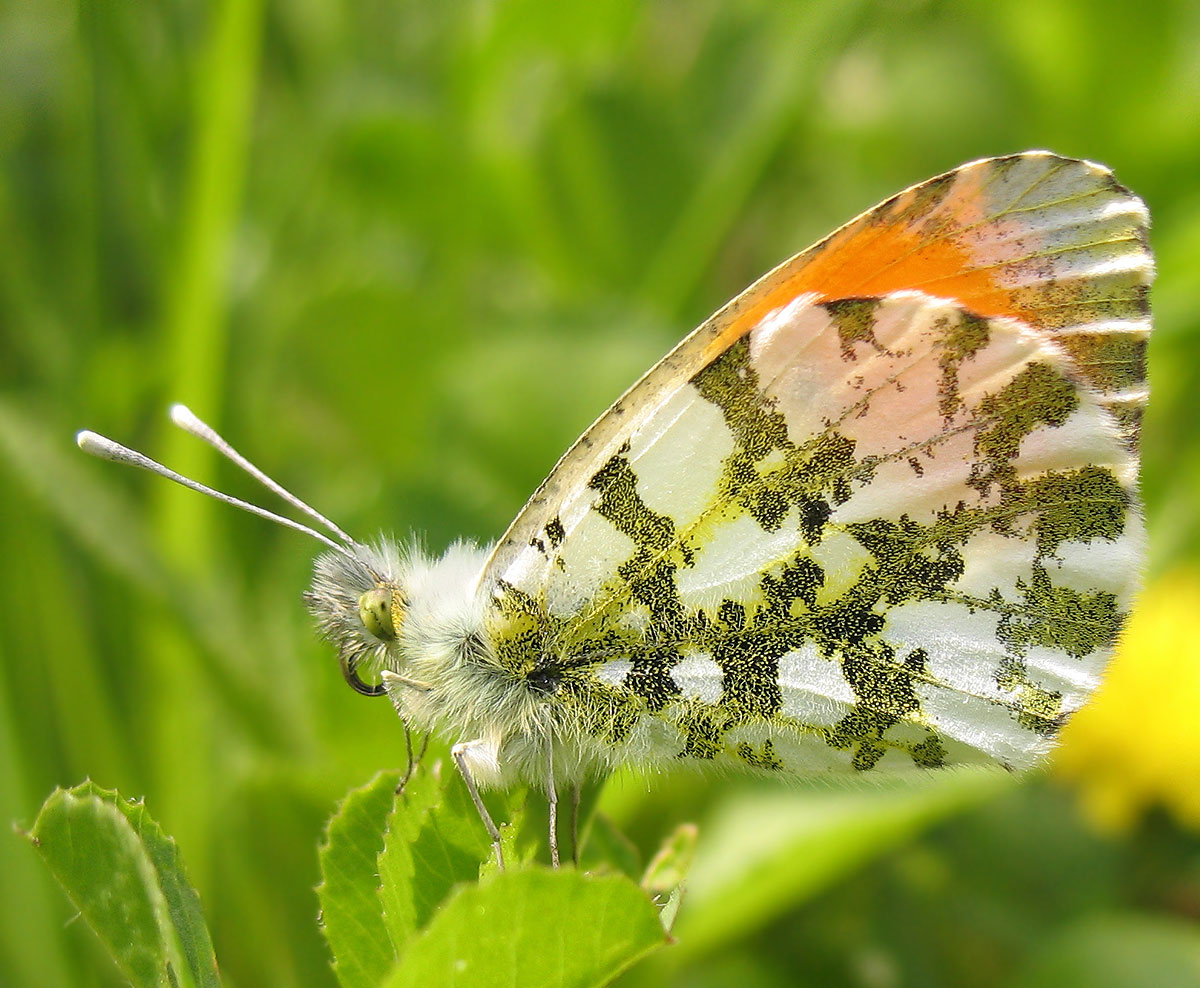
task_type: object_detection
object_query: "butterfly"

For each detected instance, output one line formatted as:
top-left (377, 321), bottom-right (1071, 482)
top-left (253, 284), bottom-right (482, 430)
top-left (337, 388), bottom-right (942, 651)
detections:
top-left (79, 151), bottom-right (1152, 868)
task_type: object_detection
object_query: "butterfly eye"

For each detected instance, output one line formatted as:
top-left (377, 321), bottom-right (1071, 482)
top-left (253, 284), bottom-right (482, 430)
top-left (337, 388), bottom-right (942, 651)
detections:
top-left (358, 587), bottom-right (396, 641)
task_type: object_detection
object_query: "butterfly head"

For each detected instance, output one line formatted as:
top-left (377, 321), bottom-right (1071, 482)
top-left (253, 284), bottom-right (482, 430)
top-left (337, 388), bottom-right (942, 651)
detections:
top-left (76, 405), bottom-right (414, 700)
top-left (305, 540), bottom-right (408, 697)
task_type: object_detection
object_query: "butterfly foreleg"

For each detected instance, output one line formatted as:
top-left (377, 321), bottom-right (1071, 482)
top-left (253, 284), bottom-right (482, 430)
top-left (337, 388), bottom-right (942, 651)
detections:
top-left (545, 735), bottom-right (560, 868)
top-left (451, 739), bottom-right (505, 871)
top-left (396, 727), bottom-right (429, 793)
top-left (570, 782), bottom-right (581, 867)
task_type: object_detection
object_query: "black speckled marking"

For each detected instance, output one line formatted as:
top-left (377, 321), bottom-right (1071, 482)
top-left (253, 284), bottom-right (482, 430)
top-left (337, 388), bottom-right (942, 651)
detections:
top-left (1108, 402), bottom-right (1144, 449)
top-left (689, 334), bottom-right (863, 548)
top-left (823, 298), bottom-right (885, 362)
top-left (973, 362), bottom-right (1079, 491)
top-left (996, 657), bottom-right (1063, 734)
top-left (911, 733), bottom-right (947, 768)
top-left (678, 703), bottom-right (727, 760)
top-left (997, 565), bottom-right (1122, 659)
top-left (846, 516), bottom-right (966, 605)
top-left (1024, 465), bottom-right (1129, 558)
top-left (618, 554), bottom-right (685, 634)
top-left (589, 445), bottom-right (675, 551)
top-left (761, 555), bottom-right (824, 618)
top-left (691, 339), bottom-right (791, 461)
top-left (812, 604), bottom-right (885, 655)
top-left (491, 580), bottom-right (561, 676)
top-left (1058, 331), bottom-right (1147, 394)
top-left (937, 311), bottom-right (991, 419)
top-left (559, 676), bottom-right (642, 744)
top-left (712, 625), bottom-right (786, 720)
top-left (589, 445), bottom-right (690, 642)
top-left (735, 739), bottom-right (784, 771)
top-left (798, 496), bottom-right (832, 542)
top-left (790, 433), bottom-right (858, 507)
top-left (843, 643), bottom-right (921, 718)
top-left (890, 170), bottom-right (957, 226)
top-left (625, 645), bottom-right (683, 712)
top-left (826, 706), bottom-right (893, 770)
top-left (825, 644), bottom-right (946, 770)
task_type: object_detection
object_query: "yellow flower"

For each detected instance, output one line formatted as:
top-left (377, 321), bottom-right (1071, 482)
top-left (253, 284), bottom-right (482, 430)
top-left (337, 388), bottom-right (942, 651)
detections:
top-left (1055, 570), bottom-right (1200, 832)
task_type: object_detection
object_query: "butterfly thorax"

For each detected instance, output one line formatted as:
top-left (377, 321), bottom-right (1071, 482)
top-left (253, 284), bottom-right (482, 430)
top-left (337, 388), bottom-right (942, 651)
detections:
top-left (308, 539), bottom-right (579, 787)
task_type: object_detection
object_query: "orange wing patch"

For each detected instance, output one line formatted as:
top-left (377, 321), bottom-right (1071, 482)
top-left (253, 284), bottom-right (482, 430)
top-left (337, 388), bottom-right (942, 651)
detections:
top-left (706, 152), bottom-right (1153, 439)
top-left (488, 152), bottom-right (1152, 578)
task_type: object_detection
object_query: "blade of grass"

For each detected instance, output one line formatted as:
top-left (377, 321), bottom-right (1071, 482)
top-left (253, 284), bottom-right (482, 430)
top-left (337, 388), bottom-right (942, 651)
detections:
top-left (155, 0), bottom-right (266, 561)
top-left (145, 0), bottom-right (266, 889)
top-left (636, 2), bottom-right (868, 317)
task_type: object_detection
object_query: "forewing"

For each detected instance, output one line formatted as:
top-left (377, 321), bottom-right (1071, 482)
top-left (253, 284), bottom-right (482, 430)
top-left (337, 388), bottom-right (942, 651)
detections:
top-left (485, 292), bottom-right (1144, 772)
top-left (484, 152), bottom-right (1151, 582)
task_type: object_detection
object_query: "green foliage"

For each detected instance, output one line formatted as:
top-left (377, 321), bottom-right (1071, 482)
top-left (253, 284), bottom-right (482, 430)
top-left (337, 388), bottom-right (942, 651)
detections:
top-left (28, 770), bottom-right (670, 988)
top-left (666, 770), bottom-right (1014, 964)
top-left (23, 782), bottom-right (221, 988)
top-left (30, 767), bottom-right (1020, 986)
top-left (324, 768), bottom-right (674, 986)
top-left (4, 1), bottom-right (1200, 986)
top-left (318, 771), bottom-right (405, 988)
top-left (379, 871), bottom-right (664, 988)
top-left (1010, 914), bottom-right (1200, 988)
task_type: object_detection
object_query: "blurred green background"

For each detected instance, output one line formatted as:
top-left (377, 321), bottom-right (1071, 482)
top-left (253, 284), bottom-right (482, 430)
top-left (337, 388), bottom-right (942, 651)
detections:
top-left (3, 0), bottom-right (1200, 985)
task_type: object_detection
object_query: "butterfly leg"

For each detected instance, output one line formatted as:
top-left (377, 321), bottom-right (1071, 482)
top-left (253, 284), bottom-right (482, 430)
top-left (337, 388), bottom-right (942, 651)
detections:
top-left (398, 726), bottom-right (415, 792)
top-left (452, 740), bottom-right (505, 871)
top-left (545, 736), bottom-right (560, 868)
top-left (570, 783), bottom-right (581, 867)
top-left (396, 728), bottom-right (429, 793)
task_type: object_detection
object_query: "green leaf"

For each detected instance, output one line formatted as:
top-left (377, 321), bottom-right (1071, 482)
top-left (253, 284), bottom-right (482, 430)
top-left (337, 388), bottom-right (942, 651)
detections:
top-left (581, 812), bottom-right (642, 880)
top-left (492, 784), bottom-right (539, 874)
top-left (376, 766), bottom-right (443, 952)
top-left (24, 781), bottom-right (221, 988)
top-left (671, 768), bottom-right (1014, 962)
top-left (317, 770), bottom-right (403, 988)
top-left (641, 823), bottom-right (698, 936)
top-left (381, 870), bottom-right (667, 988)
top-left (404, 769), bottom-right (499, 927)
top-left (379, 762), bottom-right (526, 955)
top-left (641, 823), bottom-right (698, 895)
top-left (1009, 913), bottom-right (1200, 988)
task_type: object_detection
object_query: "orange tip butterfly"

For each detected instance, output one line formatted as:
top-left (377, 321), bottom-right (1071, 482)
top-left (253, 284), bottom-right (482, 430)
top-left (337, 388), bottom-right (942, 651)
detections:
top-left (79, 151), bottom-right (1152, 868)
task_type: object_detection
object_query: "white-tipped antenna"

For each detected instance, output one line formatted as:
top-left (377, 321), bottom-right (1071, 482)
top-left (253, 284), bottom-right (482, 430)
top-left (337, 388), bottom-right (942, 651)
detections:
top-left (76, 428), bottom-right (357, 560)
top-left (169, 404), bottom-right (355, 545)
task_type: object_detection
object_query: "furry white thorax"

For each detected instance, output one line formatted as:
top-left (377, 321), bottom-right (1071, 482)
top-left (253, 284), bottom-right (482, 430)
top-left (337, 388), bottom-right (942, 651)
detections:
top-left (306, 538), bottom-right (566, 789)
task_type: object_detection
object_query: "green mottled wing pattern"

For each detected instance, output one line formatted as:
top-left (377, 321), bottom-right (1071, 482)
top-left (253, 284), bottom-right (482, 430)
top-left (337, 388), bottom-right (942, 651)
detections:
top-left (480, 154), bottom-right (1150, 775)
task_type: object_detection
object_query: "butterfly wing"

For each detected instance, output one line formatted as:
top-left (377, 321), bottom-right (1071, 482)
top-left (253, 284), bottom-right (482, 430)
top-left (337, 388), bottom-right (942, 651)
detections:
top-left (487, 151), bottom-right (1150, 579)
top-left (479, 153), bottom-right (1150, 774)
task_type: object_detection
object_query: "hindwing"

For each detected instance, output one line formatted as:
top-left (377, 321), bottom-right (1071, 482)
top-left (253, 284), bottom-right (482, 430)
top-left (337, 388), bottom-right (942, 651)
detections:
top-left (479, 152), bottom-right (1151, 773)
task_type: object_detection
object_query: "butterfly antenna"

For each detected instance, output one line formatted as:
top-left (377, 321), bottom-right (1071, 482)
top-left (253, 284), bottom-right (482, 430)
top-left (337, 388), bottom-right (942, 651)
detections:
top-left (76, 429), bottom-right (357, 560)
top-left (169, 403), bottom-right (356, 545)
